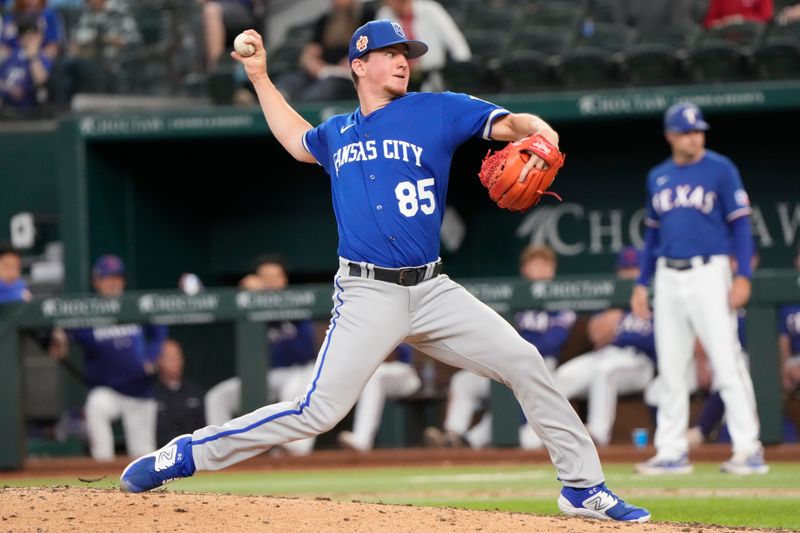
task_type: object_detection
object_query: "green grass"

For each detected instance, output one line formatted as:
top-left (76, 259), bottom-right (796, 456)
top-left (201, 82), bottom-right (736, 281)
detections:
top-left (5, 463), bottom-right (800, 529)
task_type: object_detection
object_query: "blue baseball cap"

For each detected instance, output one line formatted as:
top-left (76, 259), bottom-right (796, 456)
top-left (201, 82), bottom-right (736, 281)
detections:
top-left (92, 254), bottom-right (125, 278)
top-left (664, 101), bottom-right (709, 133)
top-left (617, 246), bottom-right (640, 269)
top-left (348, 20), bottom-right (428, 63)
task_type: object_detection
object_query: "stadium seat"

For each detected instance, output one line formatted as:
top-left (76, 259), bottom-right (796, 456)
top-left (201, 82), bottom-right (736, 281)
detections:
top-left (529, 3), bottom-right (585, 30)
top-left (440, 60), bottom-right (501, 95)
top-left (623, 44), bottom-right (687, 86)
top-left (267, 43), bottom-right (304, 79)
top-left (764, 21), bottom-right (800, 43)
top-left (513, 27), bottom-right (573, 57)
top-left (545, 0), bottom-right (589, 7)
top-left (699, 21), bottom-right (767, 49)
top-left (574, 22), bottom-right (636, 53)
top-left (462, 4), bottom-right (519, 32)
top-left (463, 29), bottom-right (509, 62)
top-left (638, 24), bottom-right (701, 52)
top-left (497, 51), bottom-right (559, 93)
top-left (560, 46), bottom-right (621, 89)
top-left (282, 22), bottom-right (315, 47)
top-left (754, 37), bottom-right (800, 79)
top-left (589, 0), bottom-right (620, 24)
top-left (688, 40), bottom-right (751, 82)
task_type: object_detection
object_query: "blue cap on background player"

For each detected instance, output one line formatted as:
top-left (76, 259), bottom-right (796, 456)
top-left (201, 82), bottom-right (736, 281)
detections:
top-left (617, 246), bottom-right (640, 269)
top-left (348, 20), bottom-right (428, 63)
top-left (92, 254), bottom-right (125, 278)
top-left (663, 101), bottom-right (710, 133)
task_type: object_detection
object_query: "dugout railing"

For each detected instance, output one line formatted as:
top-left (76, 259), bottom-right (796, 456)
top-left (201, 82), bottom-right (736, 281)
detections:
top-left (0, 271), bottom-right (797, 469)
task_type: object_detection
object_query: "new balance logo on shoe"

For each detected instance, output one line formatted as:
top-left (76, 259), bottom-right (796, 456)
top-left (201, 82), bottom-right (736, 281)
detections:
top-left (585, 491), bottom-right (616, 511)
top-left (155, 445), bottom-right (178, 471)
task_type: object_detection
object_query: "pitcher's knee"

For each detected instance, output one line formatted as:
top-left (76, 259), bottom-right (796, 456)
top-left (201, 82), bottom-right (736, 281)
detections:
top-left (301, 401), bottom-right (350, 434)
top-left (502, 350), bottom-right (547, 385)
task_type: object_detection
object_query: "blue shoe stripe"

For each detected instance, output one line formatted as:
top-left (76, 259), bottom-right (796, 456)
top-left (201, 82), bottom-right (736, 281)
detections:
top-left (193, 276), bottom-right (345, 446)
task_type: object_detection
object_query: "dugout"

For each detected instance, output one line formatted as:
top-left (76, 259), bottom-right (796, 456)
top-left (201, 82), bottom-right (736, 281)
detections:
top-left (2, 81), bottom-right (798, 291)
top-left (1, 80), bottom-right (799, 467)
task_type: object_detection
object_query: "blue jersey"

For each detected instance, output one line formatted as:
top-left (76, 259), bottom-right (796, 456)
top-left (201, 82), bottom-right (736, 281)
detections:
top-left (268, 320), bottom-right (317, 368)
top-left (302, 91), bottom-right (508, 267)
top-left (393, 343), bottom-right (413, 364)
top-left (779, 304), bottom-right (800, 355)
top-left (67, 324), bottom-right (168, 398)
top-left (0, 9), bottom-right (63, 51)
top-left (0, 278), bottom-right (27, 304)
top-left (610, 312), bottom-right (656, 361)
top-left (0, 50), bottom-right (53, 109)
top-left (515, 309), bottom-right (576, 359)
top-left (644, 150), bottom-right (751, 258)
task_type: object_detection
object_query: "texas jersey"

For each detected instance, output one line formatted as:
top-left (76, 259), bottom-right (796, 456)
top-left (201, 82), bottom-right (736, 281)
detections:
top-left (644, 150), bottom-right (751, 258)
top-left (67, 324), bottom-right (168, 397)
top-left (779, 304), bottom-right (800, 355)
top-left (515, 309), bottom-right (576, 359)
top-left (610, 311), bottom-right (656, 361)
top-left (303, 91), bottom-right (509, 267)
top-left (0, 50), bottom-right (53, 109)
top-left (268, 320), bottom-right (317, 368)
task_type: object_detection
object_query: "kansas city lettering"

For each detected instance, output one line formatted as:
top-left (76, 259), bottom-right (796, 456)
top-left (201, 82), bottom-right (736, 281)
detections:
top-left (333, 139), bottom-right (423, 176)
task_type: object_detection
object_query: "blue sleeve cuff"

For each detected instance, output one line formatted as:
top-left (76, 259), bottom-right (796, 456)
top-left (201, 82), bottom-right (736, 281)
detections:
top-left (731, 216), bottom-right (753, 279)
top-left (636, 226), bottom-right (659, 286)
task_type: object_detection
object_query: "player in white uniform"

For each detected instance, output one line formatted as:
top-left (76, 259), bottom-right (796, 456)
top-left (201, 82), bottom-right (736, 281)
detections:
top-left (631, 102), bottom-right (767, 475)
top-left (120, 21), bottom-right (649, 522)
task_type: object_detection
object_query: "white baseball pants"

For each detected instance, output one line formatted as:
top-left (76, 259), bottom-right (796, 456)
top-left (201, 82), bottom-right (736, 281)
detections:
top-left (652, 256), bottom-right (762, 458)
top-left (191, 259), bottom-right (604, 487)
top-left (554, 345), bottom-right (655, 446)
top-left (85, 386), bottom-right (156, 461)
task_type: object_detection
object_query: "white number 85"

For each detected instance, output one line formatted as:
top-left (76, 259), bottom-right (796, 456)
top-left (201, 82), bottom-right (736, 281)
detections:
top-left (395, 178), bottom-right (436, 217)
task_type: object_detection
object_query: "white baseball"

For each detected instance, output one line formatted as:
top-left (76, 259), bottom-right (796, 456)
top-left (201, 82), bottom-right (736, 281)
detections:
top-left (234, 33), bottom-right (255, 57)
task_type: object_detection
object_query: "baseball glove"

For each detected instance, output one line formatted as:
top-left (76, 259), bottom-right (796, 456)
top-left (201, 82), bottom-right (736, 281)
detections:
top-left (478, 134), bottom-right (565, 212)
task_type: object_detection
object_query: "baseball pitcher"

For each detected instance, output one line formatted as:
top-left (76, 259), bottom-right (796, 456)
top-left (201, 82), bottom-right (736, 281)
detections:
top-left (120, 20), bottom-right (649, 522)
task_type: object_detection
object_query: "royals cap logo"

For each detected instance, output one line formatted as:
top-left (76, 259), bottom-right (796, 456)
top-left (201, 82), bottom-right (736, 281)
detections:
top-left (391, 22), bottom-right (405, 37)
top-left (356, 35), bottom-right (368, 52)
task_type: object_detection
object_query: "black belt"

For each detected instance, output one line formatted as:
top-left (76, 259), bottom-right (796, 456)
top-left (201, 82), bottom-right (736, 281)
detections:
top-left (664, 256), bottom-right (712, 271)
top-left (348, 261), bottom-right (443, 286)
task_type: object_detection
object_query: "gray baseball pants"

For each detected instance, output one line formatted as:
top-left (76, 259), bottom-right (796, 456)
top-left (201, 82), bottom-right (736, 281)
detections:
top-left (191, 258), bottom-right (604, 487)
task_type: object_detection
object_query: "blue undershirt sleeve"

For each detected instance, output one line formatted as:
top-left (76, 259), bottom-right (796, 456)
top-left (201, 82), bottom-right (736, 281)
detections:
top-left (636, 226), bottom-right (659, 287)
top-left (730, 216), bottom-right (753, 279)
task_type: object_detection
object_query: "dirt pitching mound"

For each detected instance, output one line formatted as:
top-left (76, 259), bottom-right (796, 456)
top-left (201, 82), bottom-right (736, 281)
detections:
top-left (0, 487), bottom-right (786, 533)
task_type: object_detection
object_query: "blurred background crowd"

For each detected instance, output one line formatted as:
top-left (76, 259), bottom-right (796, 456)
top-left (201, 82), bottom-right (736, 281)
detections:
top-left (1, 0), bottom-right (799, 118)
